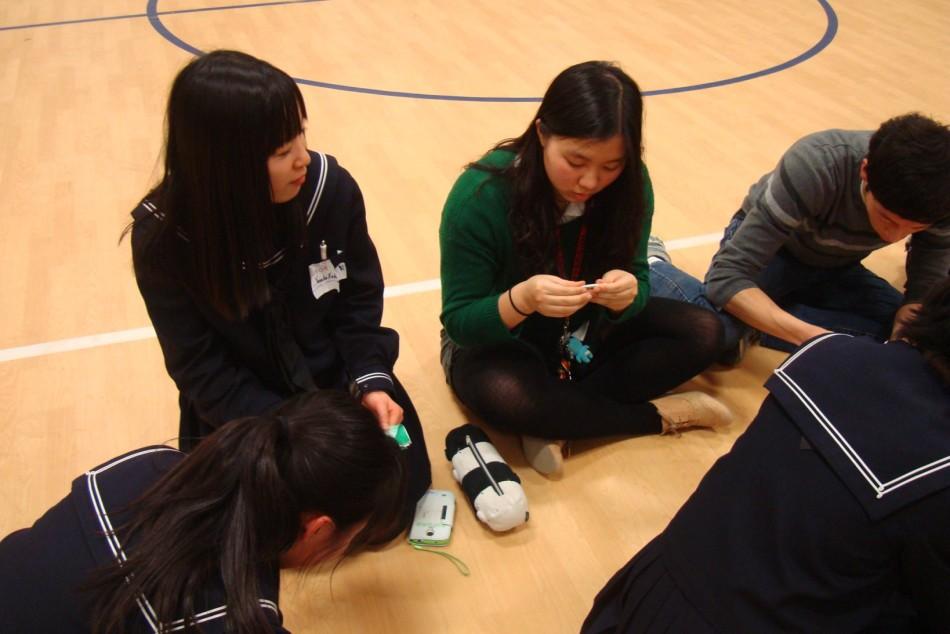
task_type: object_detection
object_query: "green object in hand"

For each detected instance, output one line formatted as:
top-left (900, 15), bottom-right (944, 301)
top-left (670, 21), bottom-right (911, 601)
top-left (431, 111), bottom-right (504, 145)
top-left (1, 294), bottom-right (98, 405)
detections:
top-left (385, 423), bottom-right (412, 449)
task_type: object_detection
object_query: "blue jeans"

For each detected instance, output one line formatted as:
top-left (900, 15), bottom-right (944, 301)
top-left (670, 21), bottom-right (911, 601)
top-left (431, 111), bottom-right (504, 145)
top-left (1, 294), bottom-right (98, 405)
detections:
top-left (649, 211), bottom-right (903, 353)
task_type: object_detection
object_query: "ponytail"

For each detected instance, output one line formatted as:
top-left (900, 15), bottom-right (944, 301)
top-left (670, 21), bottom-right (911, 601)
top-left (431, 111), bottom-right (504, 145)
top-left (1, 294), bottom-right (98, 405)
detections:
top-left (87, 390), bottom-right (405, 633)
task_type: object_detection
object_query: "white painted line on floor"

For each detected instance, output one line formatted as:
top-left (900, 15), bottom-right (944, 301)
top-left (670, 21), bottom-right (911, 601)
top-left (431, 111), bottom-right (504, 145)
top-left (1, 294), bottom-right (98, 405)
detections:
top-left (0, 326), bottom-right (157, 363)
top-left (0, 232), bottom-right (722, 363)
top-left (382, 277), bottom-right (442, 298)
top-left (664, 232), bottom-right (723, 250)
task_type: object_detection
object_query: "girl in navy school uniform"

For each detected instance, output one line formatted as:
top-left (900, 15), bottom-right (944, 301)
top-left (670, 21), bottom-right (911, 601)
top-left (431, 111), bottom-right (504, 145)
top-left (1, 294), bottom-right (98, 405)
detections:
top-left (125, 50), bottom-right (430, 525)
top-left (0, 390), bottom-right (406, 633)
top-left (583, 279), bottom-right (950, 632)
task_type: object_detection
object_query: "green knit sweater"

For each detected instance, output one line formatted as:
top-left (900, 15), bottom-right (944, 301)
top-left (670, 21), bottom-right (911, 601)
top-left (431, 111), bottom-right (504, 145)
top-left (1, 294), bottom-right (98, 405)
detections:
top-left (439, 149), bottom-right (654, 351)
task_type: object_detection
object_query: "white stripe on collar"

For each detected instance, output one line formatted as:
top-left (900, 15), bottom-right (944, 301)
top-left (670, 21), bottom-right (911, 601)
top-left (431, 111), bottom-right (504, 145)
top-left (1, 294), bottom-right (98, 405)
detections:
top-left (164, 599), bottom-right (280, 631)
top-left (86, 447), bottom-right (179, 632)
top-left (260, 151), bottom-right (328, 269)
top-left (306, 151), bottom-right (329, 224)
top-left (85, 447), bottom-right (281, 631)
top-left (773, 333), bottom-right (950, 498)
top-left (141, 151), bottom-right (330, 270)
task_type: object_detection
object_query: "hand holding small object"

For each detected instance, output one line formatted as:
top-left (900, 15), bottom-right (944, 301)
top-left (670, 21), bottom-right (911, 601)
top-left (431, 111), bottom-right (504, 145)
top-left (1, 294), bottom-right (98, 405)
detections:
top-left (588, 269), bottom-right (638, 312)
top-left (361, 390), bottom-right (404, 429)
top-left (520, 274), bottom-right (592, 318)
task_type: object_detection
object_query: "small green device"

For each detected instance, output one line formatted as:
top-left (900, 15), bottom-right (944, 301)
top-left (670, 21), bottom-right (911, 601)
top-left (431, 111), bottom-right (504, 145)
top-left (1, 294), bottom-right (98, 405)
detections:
top-left (385, 423), bottom-right (411, 449)
top-left (408, 489), bottom-right (455, 546)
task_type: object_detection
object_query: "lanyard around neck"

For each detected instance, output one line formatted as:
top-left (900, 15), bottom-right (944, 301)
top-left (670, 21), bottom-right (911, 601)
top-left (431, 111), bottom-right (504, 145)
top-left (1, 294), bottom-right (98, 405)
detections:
top-left (554, 220), bottom-right (588, 281)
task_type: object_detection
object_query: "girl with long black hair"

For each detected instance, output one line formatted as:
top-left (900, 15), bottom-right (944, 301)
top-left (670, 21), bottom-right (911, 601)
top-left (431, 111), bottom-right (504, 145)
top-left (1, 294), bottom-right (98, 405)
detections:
top-left (439, 61), bottom-right (731, 475)
top-left (0, 390), bottom-right (406, 632)
top-left (125, 50), bottom-right (430, 513)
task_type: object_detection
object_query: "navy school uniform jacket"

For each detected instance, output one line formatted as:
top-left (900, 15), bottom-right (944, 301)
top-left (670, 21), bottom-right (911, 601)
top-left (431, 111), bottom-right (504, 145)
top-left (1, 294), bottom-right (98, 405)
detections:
top-left (131, 152), bottom-right (400, 447)
top-left (0, 447), bottom-right (288, 632)
top-left (661, 333), bottom-right (950, 631)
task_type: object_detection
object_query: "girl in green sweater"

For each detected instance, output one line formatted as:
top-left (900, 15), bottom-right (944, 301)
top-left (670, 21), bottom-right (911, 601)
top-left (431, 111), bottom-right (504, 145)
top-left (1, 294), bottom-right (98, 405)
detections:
top-left (439, 61), bottom-right (731, 476)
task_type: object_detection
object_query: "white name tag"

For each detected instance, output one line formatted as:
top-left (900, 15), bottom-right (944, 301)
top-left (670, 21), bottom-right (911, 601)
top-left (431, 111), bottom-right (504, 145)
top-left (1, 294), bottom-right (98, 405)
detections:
top-left (309, 260), bottom-right (339, 299)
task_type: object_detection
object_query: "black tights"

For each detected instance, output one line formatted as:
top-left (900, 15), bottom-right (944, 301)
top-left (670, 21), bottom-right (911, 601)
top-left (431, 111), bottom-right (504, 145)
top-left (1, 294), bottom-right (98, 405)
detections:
top-left (448, 297), bottom-right (723, 439)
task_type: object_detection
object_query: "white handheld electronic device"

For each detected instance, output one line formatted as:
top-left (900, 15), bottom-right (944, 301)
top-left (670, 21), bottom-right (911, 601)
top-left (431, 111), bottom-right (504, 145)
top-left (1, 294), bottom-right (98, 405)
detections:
top-left (408, 489), bottom-right (456, 546)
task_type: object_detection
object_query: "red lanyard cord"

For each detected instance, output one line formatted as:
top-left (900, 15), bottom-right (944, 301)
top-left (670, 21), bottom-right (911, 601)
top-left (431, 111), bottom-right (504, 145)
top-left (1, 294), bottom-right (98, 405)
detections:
top-left (554, 221), bottom-right (588, 281)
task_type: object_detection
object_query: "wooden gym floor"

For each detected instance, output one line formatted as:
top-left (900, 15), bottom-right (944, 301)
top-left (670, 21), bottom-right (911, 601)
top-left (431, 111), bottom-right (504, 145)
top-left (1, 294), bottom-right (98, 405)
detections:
top-left (1, 1), bottom-right (948, 631)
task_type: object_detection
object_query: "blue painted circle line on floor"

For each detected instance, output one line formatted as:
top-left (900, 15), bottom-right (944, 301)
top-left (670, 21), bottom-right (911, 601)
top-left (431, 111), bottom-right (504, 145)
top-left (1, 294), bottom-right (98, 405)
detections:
top-left (146, 0), bottom-right (838, 102)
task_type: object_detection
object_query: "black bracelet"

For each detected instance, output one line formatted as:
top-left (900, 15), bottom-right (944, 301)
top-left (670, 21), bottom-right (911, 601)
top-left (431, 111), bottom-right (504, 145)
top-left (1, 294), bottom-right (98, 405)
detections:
top-left (508, 287), bottom-right (531, 317)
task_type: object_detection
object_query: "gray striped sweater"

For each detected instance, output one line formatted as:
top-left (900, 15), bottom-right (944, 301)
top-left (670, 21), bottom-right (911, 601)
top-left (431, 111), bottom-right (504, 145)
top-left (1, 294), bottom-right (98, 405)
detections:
top-left (706, 129), bottom-right (950, 307)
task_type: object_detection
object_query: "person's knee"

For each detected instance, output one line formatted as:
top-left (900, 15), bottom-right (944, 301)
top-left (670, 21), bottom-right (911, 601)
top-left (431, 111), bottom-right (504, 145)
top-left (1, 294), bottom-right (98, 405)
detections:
top-left (664, 303), bottom-right (726, 365)
top-left (649, 261), bottom-right (708, 305)
top-left (453, 363), bottom-right (539, 421)
top-left (479, 372), bottom-right (538, 409)
top-left (692, 311), bottom-right (726, 362)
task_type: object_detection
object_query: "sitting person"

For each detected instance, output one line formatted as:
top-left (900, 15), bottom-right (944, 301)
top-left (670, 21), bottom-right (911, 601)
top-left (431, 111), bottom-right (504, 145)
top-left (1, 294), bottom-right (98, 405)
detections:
top-left (124, 50), bottom-right (430, 520)
top-left (439, 61), bottom-right (731, 476)
top-left (583, 277), bottom-right (950, 632)
top-left (649, 113), bottom-right (950, 362)
top-left (0, 390), bottom-right (406, 633)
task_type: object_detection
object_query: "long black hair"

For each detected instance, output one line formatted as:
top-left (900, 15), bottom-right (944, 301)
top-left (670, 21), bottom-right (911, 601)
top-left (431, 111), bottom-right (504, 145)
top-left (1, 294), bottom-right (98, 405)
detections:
top-left (130, 50), bottom-right (309, 320)
top-left (473, 60), bottom-right (645, 277)
top-left (86, 390), bottom-right (406, 633)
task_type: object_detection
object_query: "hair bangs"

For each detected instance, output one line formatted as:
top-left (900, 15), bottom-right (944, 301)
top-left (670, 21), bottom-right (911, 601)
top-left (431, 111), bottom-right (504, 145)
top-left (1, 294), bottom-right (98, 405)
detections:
top-left (501, 61), bottom-right (646, 277)
top-left (261, 80), bottom-right (308, 155)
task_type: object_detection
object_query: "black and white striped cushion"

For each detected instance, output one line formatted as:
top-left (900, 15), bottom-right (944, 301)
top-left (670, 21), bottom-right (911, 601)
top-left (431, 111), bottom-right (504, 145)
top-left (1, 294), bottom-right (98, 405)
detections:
top-left (444, 424), bottom-right (528, 532)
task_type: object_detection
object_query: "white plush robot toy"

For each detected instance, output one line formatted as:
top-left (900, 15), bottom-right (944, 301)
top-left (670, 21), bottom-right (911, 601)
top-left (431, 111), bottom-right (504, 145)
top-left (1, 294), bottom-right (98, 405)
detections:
top-left (444, 424), bottom-right (529, 532)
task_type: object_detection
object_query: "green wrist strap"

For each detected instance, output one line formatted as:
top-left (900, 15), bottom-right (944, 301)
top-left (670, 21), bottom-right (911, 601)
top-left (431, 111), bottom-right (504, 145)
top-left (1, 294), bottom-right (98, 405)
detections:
top-left (410, 543), bottom-right (471, 576)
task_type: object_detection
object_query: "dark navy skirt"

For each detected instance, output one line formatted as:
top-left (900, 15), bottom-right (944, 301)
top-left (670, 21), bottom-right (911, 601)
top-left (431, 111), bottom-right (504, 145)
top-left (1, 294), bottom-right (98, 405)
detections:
top-left (581, 535), bottom-right (715, 633)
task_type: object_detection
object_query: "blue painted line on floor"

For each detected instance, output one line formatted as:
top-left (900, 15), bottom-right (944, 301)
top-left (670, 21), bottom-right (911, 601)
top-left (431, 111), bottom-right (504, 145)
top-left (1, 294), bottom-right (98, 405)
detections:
top-left (0, 0), bottom-right (324, 32)
top-left (145, 0), bottom-right (839, 101)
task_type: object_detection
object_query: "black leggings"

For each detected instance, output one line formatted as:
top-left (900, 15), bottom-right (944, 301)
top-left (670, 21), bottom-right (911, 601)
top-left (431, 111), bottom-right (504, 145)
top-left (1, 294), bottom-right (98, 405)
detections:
top-left (448, 297), bottom-right (723, 439)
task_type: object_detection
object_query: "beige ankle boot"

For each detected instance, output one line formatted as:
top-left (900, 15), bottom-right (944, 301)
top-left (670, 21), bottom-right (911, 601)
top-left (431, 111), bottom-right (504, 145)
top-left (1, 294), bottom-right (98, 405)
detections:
top-left (650, 391), bottom-right (733, 434)
top-left (521, 435), bottom-right (566, 475)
